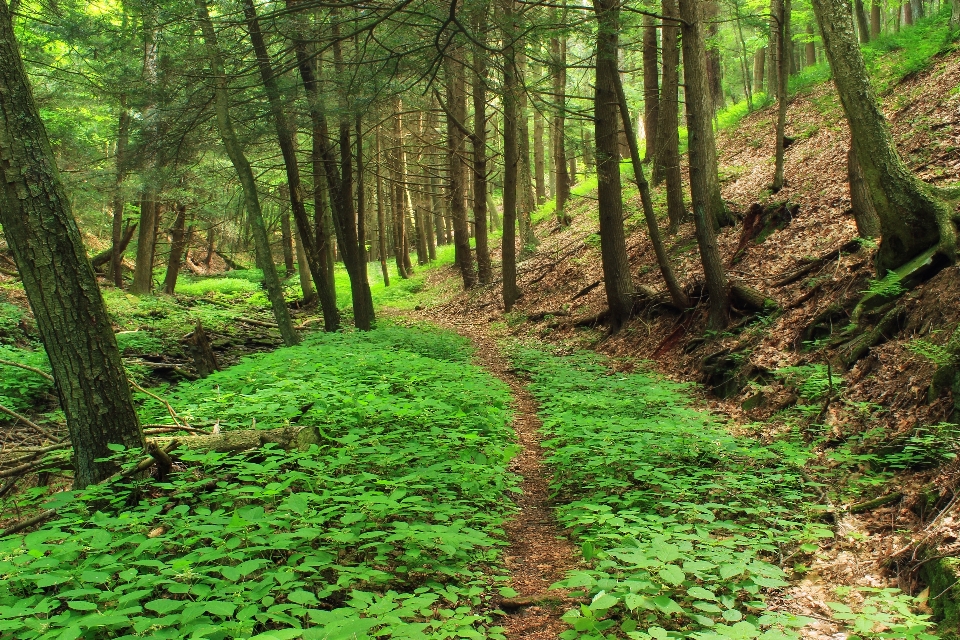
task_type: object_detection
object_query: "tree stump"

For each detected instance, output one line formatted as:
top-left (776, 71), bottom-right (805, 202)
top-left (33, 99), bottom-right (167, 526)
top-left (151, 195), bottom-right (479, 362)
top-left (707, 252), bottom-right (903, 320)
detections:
top-left (184, 321), bottom-right (219, 377)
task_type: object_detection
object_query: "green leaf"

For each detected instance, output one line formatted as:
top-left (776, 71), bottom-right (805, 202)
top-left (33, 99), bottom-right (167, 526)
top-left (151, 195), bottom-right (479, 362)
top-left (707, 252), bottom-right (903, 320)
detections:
top-left (722, 608), bottom-right (743, 622)
top-left (67, 601), bottom-right (98, 611)
top-left (144, 599), bottom-right (183, 614)
top-left (658, 565), bottom-right (685, 586)
top-left (205, 601), bottom-right (236, 617)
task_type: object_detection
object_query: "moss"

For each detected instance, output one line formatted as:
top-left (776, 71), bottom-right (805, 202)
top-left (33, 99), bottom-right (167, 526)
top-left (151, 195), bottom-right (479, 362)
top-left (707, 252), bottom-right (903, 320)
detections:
top-left (920, 556), bottom-right (960, 635)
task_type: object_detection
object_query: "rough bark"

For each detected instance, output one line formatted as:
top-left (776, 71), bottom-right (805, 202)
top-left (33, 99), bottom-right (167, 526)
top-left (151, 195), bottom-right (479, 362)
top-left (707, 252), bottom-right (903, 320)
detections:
top-left (446, 54), bottom-right (476, 288)
top-left (642, 13), bottom-right (660, 163)
top-left (679, 0), bottom-right (730, 330)
top-left (812, 0), bottom-right (955, 273)
top-left (0, 0), bottom-right (144, 488)
top-left (472, 12), bottom-right (492, 285)
top-left (501, 0), bottom-right (519, 311)
top-left (552, 32), bottom-right (571, 226)
top-left (848, 142), bottom-right (883, 239)
top-left (184, 320), bottom-right (218, 377)
top-left (195, 0), bottom-right (299, 346)
top-left (614, 67), bottom-right (691, 311)
top-left (110, 101), bottom-right (130, 288)
top-left (773, 0), bottom-right (791, 192)
top-left (131, 195), bottom-right (158, 294)
top-left (704, 1), bottom-right (725, 112)
top-left (162, 203), bottom-right (187, 295)
top-left (593, 0), bottom-right (635, 329)
top-left (655, 0), bottom-right (686, 234)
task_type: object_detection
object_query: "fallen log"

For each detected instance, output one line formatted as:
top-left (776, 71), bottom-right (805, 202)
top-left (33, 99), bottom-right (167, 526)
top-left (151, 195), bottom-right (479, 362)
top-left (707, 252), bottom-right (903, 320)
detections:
top-left (151, 425), bottom-right (324, 455)
top-left (774, 239), bottom-right (862, 287)
top-left (90, 222), bottom-right (138, 270)
top-left (730, 280), bottom-right (778, 312)
top-left (850, 492), bottom-right (903, 514)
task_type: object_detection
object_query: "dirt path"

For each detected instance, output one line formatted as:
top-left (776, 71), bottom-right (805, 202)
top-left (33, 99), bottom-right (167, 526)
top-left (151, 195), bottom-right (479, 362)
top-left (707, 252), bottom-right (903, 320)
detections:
top-left (421, 315), bottom-right (578, 638)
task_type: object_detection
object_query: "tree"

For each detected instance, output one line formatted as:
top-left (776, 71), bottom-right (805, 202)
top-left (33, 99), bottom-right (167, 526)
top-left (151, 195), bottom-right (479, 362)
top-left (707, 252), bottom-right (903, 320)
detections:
top-left (500, 0), bottom-right (519, 311)
top-left (551, 15), bottom-right (571, 226)
top-left (445, 52), bottom-right (476, 289)
top-left (811, 0), bottom-right (956, 273)
top-left (679, 0), bottom-right (730, 330)
top-left (593, 0), bottom-right (635, 329)
top-left (195, 0), bottom-right (299, 346)
top-left (772, 0), bottom-right (791, 192)
top-left (653, 0), bottom-right (686, 233)
top-left (472, 3), bottom-right (493, 284)
top-left (0, 0), bottom-right (144, 487)
top-left (642, 13), bottom-right (659, 163)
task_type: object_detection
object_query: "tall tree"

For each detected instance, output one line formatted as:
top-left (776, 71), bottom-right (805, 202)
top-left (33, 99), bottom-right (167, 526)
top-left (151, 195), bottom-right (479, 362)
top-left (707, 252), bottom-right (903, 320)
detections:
top-left (500, 0), bottom-right (519, 311)
top-left (0, 0), bottom-right (144, 487)
top-left (551, 19), bottom-right (571, 226)
top-left (642, 13), bottom-right (660, 163)
top-left (679, 0), bottom-right (730, 330)
top-left (472, 5), bottom-right (493, 285)
top-left (445, 53), bottom-right (476, 289)
top-left (812, 0), bottom-right (956, 273)
top-left (654, 0), bottom-right (686, 234)
top-left (110, 99), bottom-right (130, 288)
top-left (593, 0), bottom-right (635, 329)
top-left (772, 0), bottom-right (791, 192)
top-left (195, 0), bottom-right (299, 346)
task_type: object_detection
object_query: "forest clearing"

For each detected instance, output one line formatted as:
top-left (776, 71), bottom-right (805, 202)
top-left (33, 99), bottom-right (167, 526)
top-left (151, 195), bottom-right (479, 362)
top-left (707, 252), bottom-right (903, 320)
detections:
top-left (2, 0), bottom-right (960, 638)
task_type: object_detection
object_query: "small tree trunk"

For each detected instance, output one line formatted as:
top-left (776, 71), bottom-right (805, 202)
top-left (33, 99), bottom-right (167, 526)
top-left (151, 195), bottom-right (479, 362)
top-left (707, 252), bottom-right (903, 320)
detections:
top-left (162, 203), bottom-right (187, 295)
top-left (679, 0), bottom-right (730, 330)
top-left (196, 0), bottom-right (299, 346)
top-left (655, 0), bottom-right (686, 233)
top-left (293, 224), bottom-right (317, 303)
top-left (593, 0), bottom-right (636, 329)
top-left (871, 1), bottom-right (882, 38)
top-left (374, 128), bottom-right (391, 286)
top-left (533, 97), bottom-right (546, 204)
top-left (642, 13), bottom-right (660, 163)
top-left (185, 320), bottom-right (219, 377)
top-left (447, 54), bottom-right (476, 288)
top-left (110, 101), bottom-right (130, 288)
top-left (705, 1), bottom-right (725, 112)
top-left (389, 105), bottom-right (410, 279)
top-left (0, 0), bottom-right (144, 488)
top-left (279, 187), bottom-right (295, 275)
top-left (754, 47), bottom-right (766, 93)
top-left (518, 53), bottom-right (538, 244)
top-left (501, 0), bottom-right (520, 311)
top-left (806, 23), bottom-right (817, 66)
top-left (552, 32), bottom-right (571, 226)
top-left (472, 14), bottom-right (492, 284)
top-left (773, 0), bottom-right (791, 193)
top-left (131, 193), bottom-right (158, 294)
top-left (855, 0), bottom-right (871, 42)
top-left (903, 1), bottom-right (913, 25)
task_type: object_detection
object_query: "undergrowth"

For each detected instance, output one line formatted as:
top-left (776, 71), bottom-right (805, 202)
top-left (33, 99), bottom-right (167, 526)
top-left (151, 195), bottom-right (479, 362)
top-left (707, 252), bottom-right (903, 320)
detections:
top-left (0, 325), bottom-right (518, 640)
top-left (506, 343), bottom-right (937, 640)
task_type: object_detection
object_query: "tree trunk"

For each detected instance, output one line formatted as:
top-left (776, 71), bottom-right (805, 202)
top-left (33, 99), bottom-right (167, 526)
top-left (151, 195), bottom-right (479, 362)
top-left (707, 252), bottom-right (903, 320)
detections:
top-left (773, 0), bottom-right (791, 192)
top-left (552, 32), bottom-right (571, 226)
top-left (472, 12), bottom-right (493, 285)
top-left (110, 101), bottom-right (130, 288)
top-left (293, 223), bottom-right (317, 304)
top-left (904, 1), bottom-right (913, 25)
top-left (283, 0), bottom-right (341, 331)
top-left (162, 203), bottom-right (187, 295)
top-left (642, 13), bottom-right (660, 163)
top-left (679, 0), bottom-right (730, 330)
top-left (131, 194), bottom-right (158, 294)
top-left (501, 0), bottom-right (520, 311)
top-left (279, 187), bottom-right (295, 275)
top-left (91, 222), bottom-right (138, 271)
top-left (614, 67), bottom-right (691, 311)
top-left (518, 52), bottom-right (538, 245)
top-left (389, 105), bottom-right (410, 279)
top-left (768, 0), bottom-right (780, 96)
top-left (754, 46), bottom-right (766, 93)
top-left (533, 97), bottom-right (546, 204)
top-left (812, 0), bottom-right (954, 273)
top-left (855, 0), bottom-right (871, 42)
top-left (871, 1), bottom-right (882, 37)
top-left (375, 128), bottom-right (391, 286)
top-left (848, 143), bottom-right (882, 239)
top-left (0, 0), bottom-right (144, 488)
top-left (655, 0), bottom-right (686, 233)
top-left (446, 54), bottom-right (476, 289)
top-left (805, 23), bottom-right (817, 66)
top-left (705, 1), bottom-right (725, 112)
top-left (195, 0), bottom-right (299, 346)
top-left (593, 0), bottom-right (636, 329)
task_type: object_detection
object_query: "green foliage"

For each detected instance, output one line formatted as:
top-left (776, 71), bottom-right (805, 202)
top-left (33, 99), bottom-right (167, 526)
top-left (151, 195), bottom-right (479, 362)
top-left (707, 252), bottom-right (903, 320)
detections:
top-left (0, 302), bottom-right (25, 344)
top-left (0, 325), bottom-right (517, 639)
top-left (0, 346), bottom-right (53, 412)
top-left (862, 272), bottom-right (906, 298)
top-left (862, 7), bottom-right (959, 92)
top-left (827, 587), bottom-right (938, 640)
top-left (774, 364), bottom-right (836, 403)
top-left (906, 339), bottom-right (954, 367)
top-left (506, 345), bottom-right (821, 639)
top-left (335, 245), bottom-right (457, 313)
top-left (175, 276), bottom-right (262, 298)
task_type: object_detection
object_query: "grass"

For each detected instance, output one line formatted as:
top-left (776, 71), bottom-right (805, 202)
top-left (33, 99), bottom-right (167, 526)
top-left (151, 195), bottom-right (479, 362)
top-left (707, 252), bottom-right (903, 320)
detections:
top-left (335, 243), bottom-right (457, 312)
top-left (1, 325), bottom-right (519, 640)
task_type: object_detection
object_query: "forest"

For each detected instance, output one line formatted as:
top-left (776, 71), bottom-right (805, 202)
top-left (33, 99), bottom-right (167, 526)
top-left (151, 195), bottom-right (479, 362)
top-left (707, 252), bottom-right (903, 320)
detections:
top-left (2, 0), bottom-right (960, 638)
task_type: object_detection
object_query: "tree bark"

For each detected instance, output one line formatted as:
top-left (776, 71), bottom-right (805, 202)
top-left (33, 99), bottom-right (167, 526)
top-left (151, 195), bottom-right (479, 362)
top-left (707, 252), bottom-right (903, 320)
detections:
top-left (375, 127), bottom-right (391, 286)
top-left (705, 0), bottom-right (725, 112)
top-left (904, 1), bottom-right (913, 26)
top-left (110, 100), bottom-right (130, 288)
top-left (593, 0), bottom-right (636, 329)
top-left (871, 1), bottom-right (882, 38)
top-left (848, 142), bottom-right (882, 239)
top-left (162, 203), bottom-right (187, 295)
top-left (278, 186), bottom-right (295, 275)
top-left (773, 0), bottom-right (791, 192)
top-left (91, 222), bottom-right (137, 271)
top-left (0, 0), bottom-right (144, 488)
top-left (446, 53), bottom-right (476, 288)
top-left (812, 0), bottom-right (955, 273)
top-left (533, 95), bottom-right (546, 204)
top-left (195, 0), bottom-right (299, 346)
top-left (293, 223), bottom-right (317, 304)
top-left (855, 0), bottom-right (871, 42)
top-left (472, 10), bottom-right (492, 284)
top-left (552, 31), bottom-right (571, 226)
top-left (642, 13), bottom-right (660, 163)
top-left (131, 194), bottom-right (158, 294)
top-left (518, 52), bottom-right (538, 245)
top-left (614, 67), bottom-right (691, 311)
top-left (805, 23), bottom-right (816, 67)
top-left (679, 0), bottom-right (730, 330)
top-left (653, 0), bottom-right (687, 234)
top-left (754, 47), bottom-right (766, 93)
top-left (501, 0), bottom-right (519, 311)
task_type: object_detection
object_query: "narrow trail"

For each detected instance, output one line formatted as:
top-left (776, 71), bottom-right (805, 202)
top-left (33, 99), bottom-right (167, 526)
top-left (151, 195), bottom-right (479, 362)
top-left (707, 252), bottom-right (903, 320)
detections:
top-left (425, 316), bottom-right (578, 639)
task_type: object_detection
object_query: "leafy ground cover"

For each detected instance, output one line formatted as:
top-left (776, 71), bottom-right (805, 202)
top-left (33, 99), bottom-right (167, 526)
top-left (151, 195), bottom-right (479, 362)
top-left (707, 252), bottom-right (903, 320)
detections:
top-left (0, 325), bottom-right (519, 640)
top-left (506, 343), bottom-right (938, 640)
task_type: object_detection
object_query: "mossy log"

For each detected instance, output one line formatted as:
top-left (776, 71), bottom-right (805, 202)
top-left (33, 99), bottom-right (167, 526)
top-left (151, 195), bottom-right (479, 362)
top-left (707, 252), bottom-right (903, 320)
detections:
top-left (920, 556), bottom-right (960, 634)
top-left (849, 492), bottom-right (902, 514)
top-left (839, 305), bottom-right (906, 368)
top-left (852, 245), bottom-right (944, 324)
top-left (730, 280), bottom-right (778, 312)
top-left (152, 426), bottom-right (324, 455)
